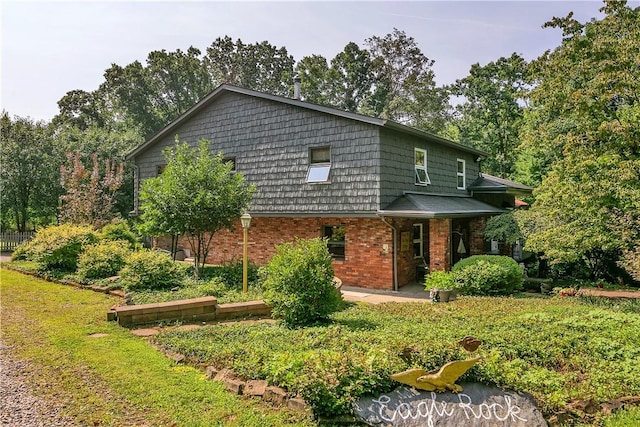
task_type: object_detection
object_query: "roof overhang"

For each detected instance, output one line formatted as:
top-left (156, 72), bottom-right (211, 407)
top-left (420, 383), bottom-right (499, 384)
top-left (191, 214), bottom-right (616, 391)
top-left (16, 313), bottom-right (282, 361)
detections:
top-left (469, 173), bottom-right (533, 196)
top-left (378, 193), bottom-right (507, 219)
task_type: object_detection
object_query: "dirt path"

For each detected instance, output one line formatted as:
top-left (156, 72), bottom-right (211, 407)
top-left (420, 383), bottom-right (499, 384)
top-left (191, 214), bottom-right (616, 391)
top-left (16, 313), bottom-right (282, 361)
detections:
top-left (578, 288), bottom-right (640, 299)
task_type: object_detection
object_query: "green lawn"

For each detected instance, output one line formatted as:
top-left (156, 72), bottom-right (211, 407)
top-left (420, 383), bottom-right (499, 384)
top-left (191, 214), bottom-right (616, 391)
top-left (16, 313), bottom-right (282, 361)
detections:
top-left (0, 268), bottom-right (313, 426)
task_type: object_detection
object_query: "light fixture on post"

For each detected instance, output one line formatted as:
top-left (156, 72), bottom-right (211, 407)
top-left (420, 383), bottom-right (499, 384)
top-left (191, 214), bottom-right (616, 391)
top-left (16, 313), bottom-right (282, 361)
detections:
top-left (240, 212), bottom-right (252, 293)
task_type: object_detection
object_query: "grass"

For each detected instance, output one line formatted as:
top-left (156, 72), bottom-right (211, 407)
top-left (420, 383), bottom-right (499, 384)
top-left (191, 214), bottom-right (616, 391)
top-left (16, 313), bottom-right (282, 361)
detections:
top-left (0, 268), bottom-right (314, 426)
top-left (154, 294), bottom-right (640, 424)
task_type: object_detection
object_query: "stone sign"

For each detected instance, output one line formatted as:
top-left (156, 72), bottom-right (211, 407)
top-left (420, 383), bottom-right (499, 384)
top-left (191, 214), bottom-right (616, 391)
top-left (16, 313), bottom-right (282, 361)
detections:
top-left (354, 384), bottom-right (548, 427)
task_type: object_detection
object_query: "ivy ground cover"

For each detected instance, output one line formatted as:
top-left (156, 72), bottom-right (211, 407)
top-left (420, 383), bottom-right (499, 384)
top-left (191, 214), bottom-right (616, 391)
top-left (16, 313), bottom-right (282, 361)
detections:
top-left (154, 295), bottom-right (640, 423)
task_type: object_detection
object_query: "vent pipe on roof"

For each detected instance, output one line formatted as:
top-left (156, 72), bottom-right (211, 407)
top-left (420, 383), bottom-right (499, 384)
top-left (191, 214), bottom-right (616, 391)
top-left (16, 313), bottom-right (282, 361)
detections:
top-left (293, 74), bottom-right (301, 100)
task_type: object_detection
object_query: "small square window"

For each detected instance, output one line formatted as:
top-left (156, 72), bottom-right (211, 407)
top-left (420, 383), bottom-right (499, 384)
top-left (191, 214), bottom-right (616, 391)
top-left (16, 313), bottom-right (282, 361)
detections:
top-left (223, 157), bottom-right (236, 171)
top-left (457, 159), bottom-right (466, 190)
top-left (415, 148), bottom-right (430, 185)
top-left (307, 147), bottom-right (331, 183)
top-left (156, 164), bottom-right (166, 176)
top-left (323, 225), bottom-right (345, 260)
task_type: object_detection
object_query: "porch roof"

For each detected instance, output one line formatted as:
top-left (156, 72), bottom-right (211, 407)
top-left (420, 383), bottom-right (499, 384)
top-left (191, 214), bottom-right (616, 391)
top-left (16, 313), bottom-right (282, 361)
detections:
top-left (378, 193), bottom-right (507, 219)
top-left (469, 173), bottom-right (533, 195)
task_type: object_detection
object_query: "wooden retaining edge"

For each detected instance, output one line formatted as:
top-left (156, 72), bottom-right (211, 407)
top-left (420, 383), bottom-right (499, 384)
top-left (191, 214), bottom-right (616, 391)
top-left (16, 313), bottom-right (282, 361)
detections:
top-left (110, 298), bottom-right (272, 326)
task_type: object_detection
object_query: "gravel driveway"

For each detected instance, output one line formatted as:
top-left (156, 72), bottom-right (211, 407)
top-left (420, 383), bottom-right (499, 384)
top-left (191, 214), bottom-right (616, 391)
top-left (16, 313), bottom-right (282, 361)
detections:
top-left (0, 343), bottom-right (77, 426)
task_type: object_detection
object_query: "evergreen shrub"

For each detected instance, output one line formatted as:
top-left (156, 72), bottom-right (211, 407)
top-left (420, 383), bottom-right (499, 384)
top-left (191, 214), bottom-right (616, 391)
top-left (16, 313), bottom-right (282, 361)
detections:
top-left (100, 220), bottom-right (139, 249)
top-left (12, 224), bottom-right (99, 271)
top-left (119, 249), bottom-right (185, 291)
top-left (452, 255), bottom-right (523, 296)
top-left (263, 238), bottom-right (342, 327)
top-left (77, 240), bottom-right (131, 280)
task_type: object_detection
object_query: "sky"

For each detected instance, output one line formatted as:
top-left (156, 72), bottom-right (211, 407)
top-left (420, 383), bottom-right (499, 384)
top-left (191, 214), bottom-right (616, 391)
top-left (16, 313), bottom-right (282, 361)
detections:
top-left (0, 0), bottom-right (627, 122)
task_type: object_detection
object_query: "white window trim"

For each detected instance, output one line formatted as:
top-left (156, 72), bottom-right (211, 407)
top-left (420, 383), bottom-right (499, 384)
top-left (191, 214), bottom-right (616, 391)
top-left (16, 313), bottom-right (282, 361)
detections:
top-left (414, 148), bottom-right (430, 186)
top-left (413, 223), bottom-right (423, 259)
top-left (457, 158), bottom-right (466, 190)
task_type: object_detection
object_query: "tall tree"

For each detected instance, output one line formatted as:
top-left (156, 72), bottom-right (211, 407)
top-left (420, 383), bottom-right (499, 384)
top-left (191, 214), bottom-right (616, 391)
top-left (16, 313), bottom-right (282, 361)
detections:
top-left (139, 140), bottom-right (255, 276)
top-left (327, 42), bottom-right (373, 112)
top-left (363, 28), bottom-right (449, 133)
top-left (102, 47), bottom-right (214, 137)
top-left (294, 54), bottom-right (333, 105)
top-left (521, 0), bottom-right (640, 280)
top-left (204, 37), bottom-right (294, 97)
top-left (452, 53), bottom-right (531, 178)
top-left (0, 112), bottom-right (61, 231)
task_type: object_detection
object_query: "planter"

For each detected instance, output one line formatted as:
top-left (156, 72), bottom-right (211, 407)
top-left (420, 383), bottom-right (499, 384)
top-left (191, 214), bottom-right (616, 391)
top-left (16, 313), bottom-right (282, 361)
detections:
top-left (437, 289), bottom-right (452, 303)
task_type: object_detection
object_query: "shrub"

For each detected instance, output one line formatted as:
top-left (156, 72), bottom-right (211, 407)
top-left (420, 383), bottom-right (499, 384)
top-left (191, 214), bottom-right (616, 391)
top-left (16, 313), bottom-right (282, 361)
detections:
top-left (100, 220), bottom-right (139, 249)
top-left (424, 270), bottom-right (455, 290)
top-left (119, 250), bottom-right (185, 291)
top-left (263, 238), bottom-right (342, 327)
top-left (11, 224), bottom-right (99, 271)
top-left (77, 240), bottom-right (131, 280)
top-left (452, 255), bottom-right (523, 296)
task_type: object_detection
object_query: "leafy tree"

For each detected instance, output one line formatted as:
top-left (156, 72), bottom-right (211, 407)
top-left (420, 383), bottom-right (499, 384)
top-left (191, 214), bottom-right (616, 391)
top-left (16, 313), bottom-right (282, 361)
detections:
top-left (204, 37), bottom-right (294, 97)
top-left (452, 53), bottom-right (531, 178)
top-left (363, 28), bottom-right (449, 133)
top-left (102, 47), bottom-right (214, 137)
top-left (520, 1), bottom-right (640, 280)
top-left (0, 112), bottom-right (61, 231)
top-left (139, 139), bottom-right (255, 276)
top-left (294, 54), bottom-right (334, 105)
top-left (484, 212), bottom-right (523, 245)
top-left (327, 42), bottom-right (373, 112)
top-left (59, 152), bottom-right (125, 228)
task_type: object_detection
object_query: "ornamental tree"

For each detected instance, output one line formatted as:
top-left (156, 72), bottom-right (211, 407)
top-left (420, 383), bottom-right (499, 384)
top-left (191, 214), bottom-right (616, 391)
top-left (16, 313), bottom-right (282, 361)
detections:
top-left (139, 139), bottom-right (255, 276)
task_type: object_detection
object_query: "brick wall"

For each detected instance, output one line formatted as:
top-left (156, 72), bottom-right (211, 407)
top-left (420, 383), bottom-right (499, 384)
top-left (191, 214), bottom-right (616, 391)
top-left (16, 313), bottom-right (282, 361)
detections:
top-left (162, 216), bottom-right (396, 290)
top-left (429, 218), bottom-right (451, 272)
top-left (468, 216), bottom-right (487, 256)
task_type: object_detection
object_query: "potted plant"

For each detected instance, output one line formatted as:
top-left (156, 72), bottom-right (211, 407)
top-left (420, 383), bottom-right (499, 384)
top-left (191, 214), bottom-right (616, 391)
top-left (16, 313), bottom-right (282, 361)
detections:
top-left (425, 271), bottom-right (455, 303)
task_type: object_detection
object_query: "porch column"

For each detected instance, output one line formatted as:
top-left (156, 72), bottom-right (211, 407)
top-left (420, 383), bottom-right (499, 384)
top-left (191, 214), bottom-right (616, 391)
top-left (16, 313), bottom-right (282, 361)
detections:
top-left (429, 218), bottom-right (451, 272)
top-left (468, 216), bottom-right (487, 256)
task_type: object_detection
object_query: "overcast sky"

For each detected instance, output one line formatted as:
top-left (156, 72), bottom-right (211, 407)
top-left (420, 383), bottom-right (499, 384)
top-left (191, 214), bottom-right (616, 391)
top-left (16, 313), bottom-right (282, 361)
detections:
top-left (0, 0), bottom-right (627, 122)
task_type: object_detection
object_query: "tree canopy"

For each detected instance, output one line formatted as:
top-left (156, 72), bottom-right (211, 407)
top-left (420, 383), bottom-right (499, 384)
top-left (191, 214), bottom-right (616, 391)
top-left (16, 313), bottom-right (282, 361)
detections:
top-left (139, 140), bottom-right (255, 275)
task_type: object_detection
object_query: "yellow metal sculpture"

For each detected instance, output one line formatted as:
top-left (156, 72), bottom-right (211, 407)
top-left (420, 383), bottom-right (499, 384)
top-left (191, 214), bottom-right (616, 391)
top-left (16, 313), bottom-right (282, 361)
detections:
top-left (390, 356), bottom-right (481, 393)
top-left (391, 336), bottom-right (483, 393)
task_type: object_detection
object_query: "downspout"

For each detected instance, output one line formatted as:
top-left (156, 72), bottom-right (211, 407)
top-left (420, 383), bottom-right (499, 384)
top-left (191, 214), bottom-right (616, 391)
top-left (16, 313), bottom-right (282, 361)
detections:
top-left (380, 216), bottom-right (399, 292)
top-left (132, 164), bottom-right (140, 216)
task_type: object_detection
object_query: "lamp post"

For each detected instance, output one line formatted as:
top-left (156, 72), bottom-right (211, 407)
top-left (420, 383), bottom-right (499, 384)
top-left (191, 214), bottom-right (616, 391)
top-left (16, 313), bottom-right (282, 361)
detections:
top-left (240, 212), bottom-right (252, 293)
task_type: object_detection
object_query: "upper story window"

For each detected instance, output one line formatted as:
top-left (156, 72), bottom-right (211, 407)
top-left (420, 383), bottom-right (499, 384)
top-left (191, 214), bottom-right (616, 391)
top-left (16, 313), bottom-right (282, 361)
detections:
top-left (323, 225), bottom-right (345, 260)
top-left (223, 157), bottom-right (236, 172)
top-left (156, 164), bottom-right (166, 176)
top-left (457, 159), bottom-right (466, 190)
top-left (307, 146), bottom-right (331, 183)
top-left (415, 148), bottom-right (430, 185)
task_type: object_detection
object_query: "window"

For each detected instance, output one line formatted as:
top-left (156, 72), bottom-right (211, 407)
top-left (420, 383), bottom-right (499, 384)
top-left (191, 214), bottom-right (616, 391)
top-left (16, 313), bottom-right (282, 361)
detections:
top-left (307, 146), bottom-right (331, 183)
top-left (223, 157), bottom-right (236, 172)
top-left (457, 159), bottom-right (466, 190)
top-left (323, 225), bottom-right (345, 260)
top-left (414, 148), bottom-right (430, 185)
top-left (156, 164), bottom-right (166, 176)
top-left (413, 224), bottom-right (423, 259)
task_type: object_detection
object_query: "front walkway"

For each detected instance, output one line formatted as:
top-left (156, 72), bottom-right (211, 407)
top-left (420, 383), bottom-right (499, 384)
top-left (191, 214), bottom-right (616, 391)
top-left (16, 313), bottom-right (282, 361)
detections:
top-left (341, 282), bottom-right (431, 304)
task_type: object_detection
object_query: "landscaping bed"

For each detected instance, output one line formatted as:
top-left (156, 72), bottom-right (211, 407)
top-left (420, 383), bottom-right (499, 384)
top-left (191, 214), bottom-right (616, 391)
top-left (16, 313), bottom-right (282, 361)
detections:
top-left (153, 295), bottom-right (640, 425)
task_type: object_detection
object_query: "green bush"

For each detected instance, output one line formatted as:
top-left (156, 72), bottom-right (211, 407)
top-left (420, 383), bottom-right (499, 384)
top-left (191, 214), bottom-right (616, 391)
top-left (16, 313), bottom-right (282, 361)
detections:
top-left (77, 240), bottom-right (131, 280)
top-left (119, 250), bottom-right (185, 292)
top-left (263, 238), bottom-right (342, 327)
top-left (452, 255), bottom-right (523, 296)
top-left (100, 220), bottom-right (139, 249)
top-left (11, 224), bottom-right (99, 271)
top-left (424, 270), bottom-right (455, 290)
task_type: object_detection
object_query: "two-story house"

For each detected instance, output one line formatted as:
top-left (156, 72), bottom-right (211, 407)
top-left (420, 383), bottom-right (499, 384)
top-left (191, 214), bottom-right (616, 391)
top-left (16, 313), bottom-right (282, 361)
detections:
top-left (127, 84), bottom-right (531, 290)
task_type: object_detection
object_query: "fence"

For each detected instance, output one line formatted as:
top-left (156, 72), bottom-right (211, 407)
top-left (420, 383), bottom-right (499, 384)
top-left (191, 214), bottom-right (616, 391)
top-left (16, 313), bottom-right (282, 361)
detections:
top-left (0, 231), bottom-right (35, 252)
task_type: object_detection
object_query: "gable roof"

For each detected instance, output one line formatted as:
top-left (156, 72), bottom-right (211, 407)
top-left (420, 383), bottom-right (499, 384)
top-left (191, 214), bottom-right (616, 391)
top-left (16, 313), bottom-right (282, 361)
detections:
top-left (378, 193), bottom-right (506, 219)
top-left (126, 84), bottom-right (487, 160)
top-left (469, 173), bottom-right (533, 195)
